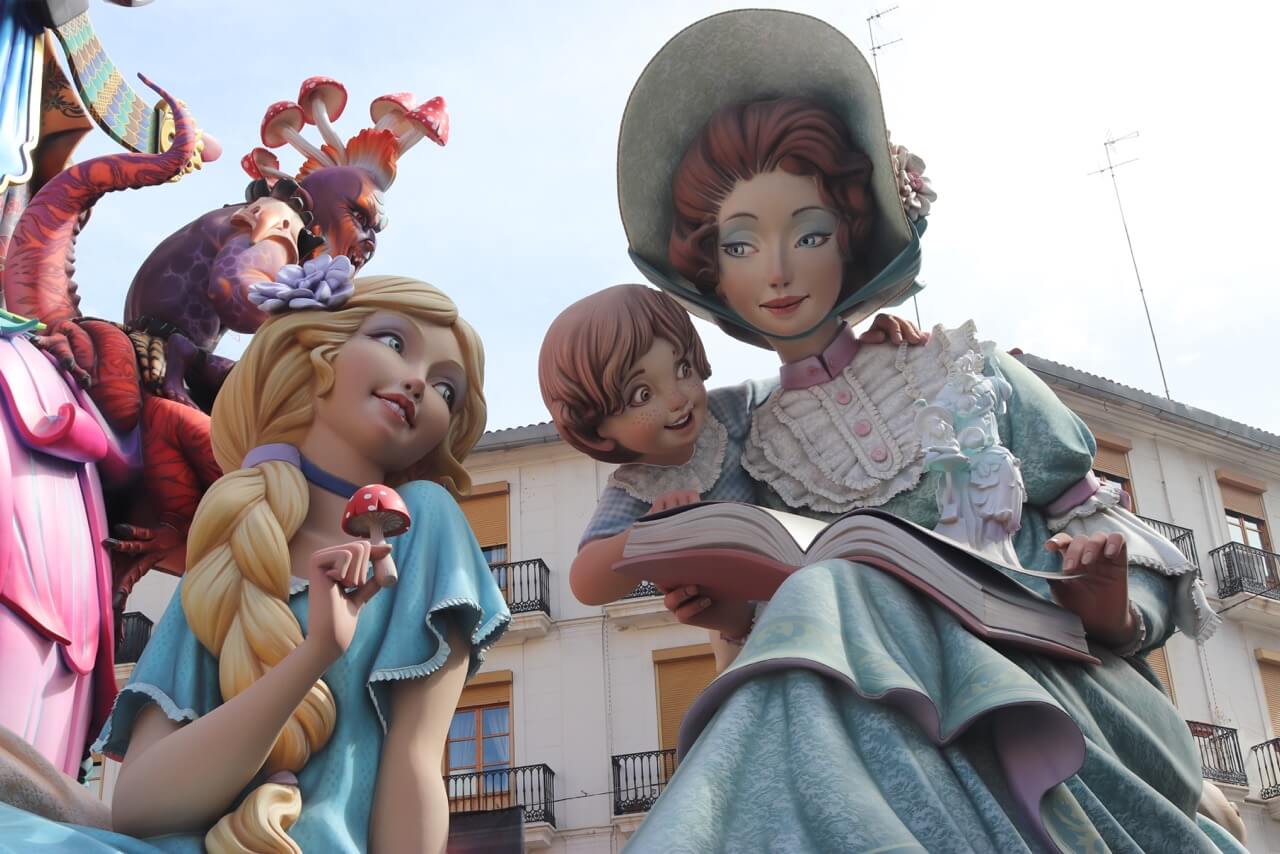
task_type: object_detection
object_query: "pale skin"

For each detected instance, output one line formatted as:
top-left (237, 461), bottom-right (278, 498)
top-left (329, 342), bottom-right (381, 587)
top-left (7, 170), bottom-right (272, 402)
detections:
top-left (662, 169), bottom-right (1138, 655)
top-left (111, 311), bottom-right (473, 854)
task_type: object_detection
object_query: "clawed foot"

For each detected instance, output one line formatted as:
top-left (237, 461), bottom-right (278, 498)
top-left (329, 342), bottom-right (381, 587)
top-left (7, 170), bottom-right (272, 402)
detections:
top-left (156, 375), bottom-right (200, 409)
top-left (106, 522), bottom-right (187, 604)
top-left (32, 321), bottom-right (96, 388)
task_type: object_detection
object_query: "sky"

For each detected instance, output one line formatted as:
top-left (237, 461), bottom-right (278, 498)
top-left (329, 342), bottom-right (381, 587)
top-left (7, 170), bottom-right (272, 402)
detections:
top-left (62, 0), bottom-right (1280, 436)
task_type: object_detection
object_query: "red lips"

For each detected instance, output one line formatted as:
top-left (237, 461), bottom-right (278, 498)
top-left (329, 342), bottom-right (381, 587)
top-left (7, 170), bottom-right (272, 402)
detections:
top-left (374, 392), bottom-right (416, 427)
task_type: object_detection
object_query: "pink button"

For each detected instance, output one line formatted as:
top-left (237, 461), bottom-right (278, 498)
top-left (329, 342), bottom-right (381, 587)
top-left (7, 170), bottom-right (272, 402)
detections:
top-left (808, 366), bottom-right (821, 376)
top-left (835, 389), bottom-right (852, 405)
top-left (870, 446), bottom-right (888, 463)
top-left (854, 420), bottom-right (872, 436)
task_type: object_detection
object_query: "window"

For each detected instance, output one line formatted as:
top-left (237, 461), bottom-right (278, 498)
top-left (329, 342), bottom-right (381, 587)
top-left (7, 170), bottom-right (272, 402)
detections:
top-left (1258, 651), bottom-right (1280, 736)
top-left (1092, 431), bottom-right (1136, 511)
top-left (1144, 647), bottom-right (1176, 704)
top-left (654, 645), bottom-right (718, 752)
top-left (461, 482), bottom-right (510, 572)
top-left (1218, 469), bottom-right (1271, 552)
top-left (445, 671), bottom-right (514, 808)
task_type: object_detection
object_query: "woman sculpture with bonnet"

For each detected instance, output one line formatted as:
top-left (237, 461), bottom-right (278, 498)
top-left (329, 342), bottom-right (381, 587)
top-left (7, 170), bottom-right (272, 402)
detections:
top-left (0, 270), bottom-right (510, 853)
top-left (615, 10), bottom-right (1240, 852)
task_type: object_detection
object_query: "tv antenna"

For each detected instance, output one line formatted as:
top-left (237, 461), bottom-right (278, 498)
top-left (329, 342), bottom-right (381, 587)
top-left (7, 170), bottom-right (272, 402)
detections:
top-left (1088, 131), bottom-right (1172, 400)
top-left (865, 5), bottom-right (920, 328)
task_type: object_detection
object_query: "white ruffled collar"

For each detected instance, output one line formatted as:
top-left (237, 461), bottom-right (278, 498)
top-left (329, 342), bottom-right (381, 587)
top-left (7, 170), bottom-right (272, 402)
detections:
top-left (607, 413), bottom-right (729, 503)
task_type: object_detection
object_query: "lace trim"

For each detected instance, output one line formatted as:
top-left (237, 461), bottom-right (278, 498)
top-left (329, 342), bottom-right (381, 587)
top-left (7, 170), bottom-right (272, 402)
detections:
top-left (1112, 601), bottom-right (1148, 658)
top-left (607, 414), bottom-right (729, 502)
top-left (745, 321), bottom-right (985, 513)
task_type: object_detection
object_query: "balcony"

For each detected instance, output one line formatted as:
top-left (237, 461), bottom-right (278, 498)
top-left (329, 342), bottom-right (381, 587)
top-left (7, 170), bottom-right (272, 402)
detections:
top-left (1211, 541), bottom-right (1280, 600)
top-left (612, 748), bottom-right (677, 815)
top-left (1187, 721), bottom-right (1248, 787)
top-left (446, 763), bottom-right (556, 847)
top-left (1137, 515), bottom-right (1199, 572)
top-left (115, 611), bottom-right (153, 663)
top-left (491, 560), bottom-right (552, 644)
top-left (1252, 738), bottom-right (1280, 800)
top-left (605, 581), bottom-right (674, 629)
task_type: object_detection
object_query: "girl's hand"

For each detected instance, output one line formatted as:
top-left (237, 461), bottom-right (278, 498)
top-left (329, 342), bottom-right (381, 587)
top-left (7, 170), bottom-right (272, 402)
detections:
top-left (857, 313), bottom-right (930, 346)
top-left (305, 540), bottom-right (391, 661)
top-left (650, 490), bottom-right (701, 514)
top-left (659, 584), bottom-right (755, 639)
top-left (1045, 532), bottom-right (1138, 647)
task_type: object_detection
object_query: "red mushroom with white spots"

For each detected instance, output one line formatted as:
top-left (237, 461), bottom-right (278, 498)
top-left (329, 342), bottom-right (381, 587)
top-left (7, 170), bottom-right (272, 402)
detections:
top-left (297, 77), bottom-right (349, 160)
top-left (240, 147), bottom-right (289, 183)
top-left (261, 100), bottom-right (329, 165)
top-left (370, 92), bottom-right (416, 135)
top-left (399, 97), bottom-right (450, 153)
top-left (343, 485), bottom-right (411, 586)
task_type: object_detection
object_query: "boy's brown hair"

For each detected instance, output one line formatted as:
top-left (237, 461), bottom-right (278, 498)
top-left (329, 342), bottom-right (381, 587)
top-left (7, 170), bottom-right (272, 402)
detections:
top-left (538, 285), bottom-right (711, 463)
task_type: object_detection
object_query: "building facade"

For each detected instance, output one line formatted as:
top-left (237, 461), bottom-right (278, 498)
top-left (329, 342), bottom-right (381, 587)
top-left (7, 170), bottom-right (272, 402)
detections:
top-left (103, 354), bottom-right (1280, 852)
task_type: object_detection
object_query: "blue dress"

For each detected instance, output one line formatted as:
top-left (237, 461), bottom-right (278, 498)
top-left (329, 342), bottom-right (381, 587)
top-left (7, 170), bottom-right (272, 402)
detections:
top-left (0, 480), bottom-right (511, 852)
top-left (624, 328), bottom-right (1242, 853)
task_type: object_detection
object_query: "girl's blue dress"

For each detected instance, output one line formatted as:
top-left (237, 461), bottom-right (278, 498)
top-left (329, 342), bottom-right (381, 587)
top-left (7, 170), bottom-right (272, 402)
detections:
top-left (0, 480), bottom-right (511, 852)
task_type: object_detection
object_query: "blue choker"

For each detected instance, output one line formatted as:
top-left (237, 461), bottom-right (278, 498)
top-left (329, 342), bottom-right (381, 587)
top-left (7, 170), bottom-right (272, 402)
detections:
top-left (241, 443), bottom-right (361, 498)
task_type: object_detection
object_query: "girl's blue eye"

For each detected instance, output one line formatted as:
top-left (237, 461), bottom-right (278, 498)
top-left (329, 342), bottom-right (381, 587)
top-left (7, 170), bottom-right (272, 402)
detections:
top-left (720, 242), bottom-right (754, 258)
top-left (676, 359), bottom-right (692, 379)
top-left (432, 381), bottom-right (456, 411)
top-left (797, 232), bottom-right (832, 248)
top-left (375, 333), bottom-right (404, 353)
top-left (629, 385), bottom-right (652, 407)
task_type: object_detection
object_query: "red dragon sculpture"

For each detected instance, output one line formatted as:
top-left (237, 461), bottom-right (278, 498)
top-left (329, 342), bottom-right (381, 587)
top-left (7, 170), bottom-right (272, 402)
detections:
top-left (1, 76), bottom-right (449, 609)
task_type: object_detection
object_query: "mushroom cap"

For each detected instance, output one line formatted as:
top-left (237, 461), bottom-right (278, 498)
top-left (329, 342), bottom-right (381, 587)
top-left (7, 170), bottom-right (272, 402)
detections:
top-left (370, 92), bottom-right (416, 125)
top-left (241, 147), bottom-right (280, 179)
top-left (261, 101), bottom-right (305, 148)
top-left (342, 485), bottom-right (411, 537)
top-left (413, 96), bottom-right (450, 146)
top-left (298, 77), bottom-right (349, 123)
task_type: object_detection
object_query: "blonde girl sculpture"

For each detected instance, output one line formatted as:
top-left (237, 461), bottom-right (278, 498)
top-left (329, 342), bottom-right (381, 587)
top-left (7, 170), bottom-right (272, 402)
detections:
top-left (612, 10), bottom-right (1240, 853)
top-left (0, 275), bottom-right (510, 852)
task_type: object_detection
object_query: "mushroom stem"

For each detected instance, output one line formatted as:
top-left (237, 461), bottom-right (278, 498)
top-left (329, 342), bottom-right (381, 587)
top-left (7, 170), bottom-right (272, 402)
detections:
top-left (369, 519), bottom-right (398, 586)
top-left (281, 127), bottom-right (332, 167)
top-left (259, 165), bottom-right (294, 183)
top-left (310, 101), bottom-right (348, 164)
top-left (397, 127), bottom-right (426, 155)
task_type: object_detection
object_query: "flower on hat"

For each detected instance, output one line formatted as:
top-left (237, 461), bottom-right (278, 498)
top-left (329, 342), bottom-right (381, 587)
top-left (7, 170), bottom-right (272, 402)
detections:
top-left (248, 254), bottom-right (356, 314)
top-left (888, 138), bottom-right (937, 222)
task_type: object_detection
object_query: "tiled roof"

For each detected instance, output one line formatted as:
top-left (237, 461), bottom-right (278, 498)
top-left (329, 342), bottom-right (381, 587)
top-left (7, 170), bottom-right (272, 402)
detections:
top-left (1018, 353), bottom-right (1280, 453)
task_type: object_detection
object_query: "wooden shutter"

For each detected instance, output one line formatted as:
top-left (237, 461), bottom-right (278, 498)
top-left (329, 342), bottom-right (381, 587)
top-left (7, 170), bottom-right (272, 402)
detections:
top-left (654, 646), bottom-right (717, 751)
top-left (460, 669), bottom-right (513, 708)
top-left (1092, 431), bottom-right (1132, 480)
top-left (460, 482), bottom-right (509, 549)
top-left (1144, 646), bottom-right (1176, 704)
top-left (1259, 656), bottom-right (1280, 736)
top-left (1218, 470), bottom-right (1267, 521)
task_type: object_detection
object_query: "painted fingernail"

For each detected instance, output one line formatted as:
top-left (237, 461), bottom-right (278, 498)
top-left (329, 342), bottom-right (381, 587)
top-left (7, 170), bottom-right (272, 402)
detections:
top-left (700, 598), bottom-right (712, 609)
top-left (686, 586), bottom-right (698, 596)
top-left (1082, 552), bottom-right (1094, 565)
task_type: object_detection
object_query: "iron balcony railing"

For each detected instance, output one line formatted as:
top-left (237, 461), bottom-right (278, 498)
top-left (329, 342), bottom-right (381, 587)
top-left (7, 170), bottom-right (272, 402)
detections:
top-left (1251, 738), bottom-right (1280, 799)
top-left (1211, 541), bottom-right (1280, 599)
top-left (621, 581), bottom-right (662, 600)
top-left (446, 763), bottom-right (556, 826)
top-left (1186, 721), bottom-right (1248, 786)
top-left (489, 559), bottom-right (550, 615)
top-left (611, 749), bottom-right (678, 815)
top-left (1137, 515), bottom-right (1200, 572)
top-left (115, 612), bottom-right (153, 664)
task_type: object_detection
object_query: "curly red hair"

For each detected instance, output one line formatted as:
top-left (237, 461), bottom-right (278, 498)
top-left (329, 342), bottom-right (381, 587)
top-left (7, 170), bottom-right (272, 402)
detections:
top-left (668, 97), bottom-right (877, 301)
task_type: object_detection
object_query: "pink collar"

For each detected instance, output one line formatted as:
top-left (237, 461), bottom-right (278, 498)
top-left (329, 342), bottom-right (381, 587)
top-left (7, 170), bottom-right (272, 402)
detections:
top-left (778, 324), bottom-right (860, 390)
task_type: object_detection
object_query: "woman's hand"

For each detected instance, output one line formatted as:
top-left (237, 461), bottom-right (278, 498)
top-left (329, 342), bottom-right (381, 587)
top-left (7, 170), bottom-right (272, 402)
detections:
top-left (305, 540), bottom-right (391, 661)
top-left (660, 585), bottom-right (755, 639)
top-left (650, 489), bottom-right (701, 514)
top-left (857, 312), bottom-right (929, 346)
top-left (1045, 532), bottom-right (1138, 648)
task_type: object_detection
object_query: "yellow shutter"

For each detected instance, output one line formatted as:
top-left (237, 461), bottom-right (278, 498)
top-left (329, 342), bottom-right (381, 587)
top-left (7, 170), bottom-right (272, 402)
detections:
top-left (460, 669), bottom-right (513, 708)
top-left (1260, 659), bottom-right (1280, 736)
top-left (1093, 446), bottom-right (1131, 480)
top-left (460, 482), bottom-right (509, 549)
top-left (1144, 646), bottom-right (1176, 704)
top-left (655, 649), bottom-right (717, 751)
top-left (1219, 482), bottom-right (1266, 521)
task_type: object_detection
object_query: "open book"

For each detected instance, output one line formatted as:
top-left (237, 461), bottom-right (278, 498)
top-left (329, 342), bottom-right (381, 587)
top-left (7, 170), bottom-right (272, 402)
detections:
top-left (615, 502), bottom-right (1096, 664)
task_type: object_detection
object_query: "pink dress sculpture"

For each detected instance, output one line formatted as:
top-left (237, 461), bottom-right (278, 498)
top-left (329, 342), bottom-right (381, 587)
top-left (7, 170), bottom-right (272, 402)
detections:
top-left (0, 318), bottom-right (135, 775)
